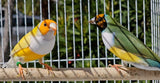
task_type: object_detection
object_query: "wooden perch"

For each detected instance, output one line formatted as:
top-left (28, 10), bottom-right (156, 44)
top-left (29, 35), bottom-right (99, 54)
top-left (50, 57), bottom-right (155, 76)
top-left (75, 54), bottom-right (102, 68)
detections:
top-left (0, 67), bottom-right (160, 81)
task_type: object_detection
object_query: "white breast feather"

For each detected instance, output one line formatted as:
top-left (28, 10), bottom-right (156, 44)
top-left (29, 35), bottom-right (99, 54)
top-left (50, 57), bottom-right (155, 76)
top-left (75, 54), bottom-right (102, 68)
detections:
top-left (30, 30), bottom-right (55, 55)
top-left (102, 32), bottom-right (115, 49)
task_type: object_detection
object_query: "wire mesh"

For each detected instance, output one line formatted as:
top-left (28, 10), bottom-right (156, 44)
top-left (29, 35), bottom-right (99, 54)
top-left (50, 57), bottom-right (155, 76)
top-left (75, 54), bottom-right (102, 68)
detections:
top-left (0, 0), bottom-right (159, 83)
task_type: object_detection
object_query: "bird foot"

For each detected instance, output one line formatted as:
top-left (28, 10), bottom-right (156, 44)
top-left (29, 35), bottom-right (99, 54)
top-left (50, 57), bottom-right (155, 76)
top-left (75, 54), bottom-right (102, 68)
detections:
top-left (40, 63), bottom-right (53, 70)
top-left (109, 64), bottom-right (123, 73)
top-left (18, 64), bottom-right (25, 80)
top-left (40, 63), bottom-right (54, 75)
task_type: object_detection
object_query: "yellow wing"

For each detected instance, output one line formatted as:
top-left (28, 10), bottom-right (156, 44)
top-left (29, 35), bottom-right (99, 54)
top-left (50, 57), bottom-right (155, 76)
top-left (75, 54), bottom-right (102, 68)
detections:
top-left (10, 26), bottom-right (39, 56)
top-left (109, 46), bottom-right (146, 64)
top-left (14, 47), bottom-right (45, 62)
top-left (10, 32), bottom-right (31, 56)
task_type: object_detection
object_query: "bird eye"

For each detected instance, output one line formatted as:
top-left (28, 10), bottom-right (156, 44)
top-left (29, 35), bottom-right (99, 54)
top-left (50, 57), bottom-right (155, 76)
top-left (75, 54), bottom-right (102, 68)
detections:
top-left (98, 18), bottom-right (102, 21)
top-left (44, 23), bottom-right (47, 26)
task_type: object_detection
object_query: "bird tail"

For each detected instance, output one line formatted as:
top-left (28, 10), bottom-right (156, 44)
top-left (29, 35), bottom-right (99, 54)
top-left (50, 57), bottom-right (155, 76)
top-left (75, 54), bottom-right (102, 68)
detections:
top-left (1, 57), bottom-right (17, 68)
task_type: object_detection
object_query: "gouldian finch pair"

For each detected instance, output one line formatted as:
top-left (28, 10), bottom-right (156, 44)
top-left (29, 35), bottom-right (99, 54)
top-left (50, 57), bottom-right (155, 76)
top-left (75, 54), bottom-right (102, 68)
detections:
top-left (89, 14), bottom-right (160, 71)
top-left (2, 14), bottom-right (160, 80)
top-left (2, 19), bottom-right (57, 78)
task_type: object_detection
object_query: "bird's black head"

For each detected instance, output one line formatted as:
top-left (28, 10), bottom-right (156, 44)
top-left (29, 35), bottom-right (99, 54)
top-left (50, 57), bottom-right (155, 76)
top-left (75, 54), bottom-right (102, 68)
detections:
top-left (89, 14), bottom-right (107, 31)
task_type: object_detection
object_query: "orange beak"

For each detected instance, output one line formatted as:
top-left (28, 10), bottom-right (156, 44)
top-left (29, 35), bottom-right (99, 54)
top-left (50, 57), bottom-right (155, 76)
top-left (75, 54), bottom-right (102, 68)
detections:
top-left (49, 23), bottom-right (57, 36)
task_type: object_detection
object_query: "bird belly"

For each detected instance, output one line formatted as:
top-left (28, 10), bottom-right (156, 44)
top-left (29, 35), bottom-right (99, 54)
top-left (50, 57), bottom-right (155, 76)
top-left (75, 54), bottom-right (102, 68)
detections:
top-left (14, 47), bottom-right (45, 62)
top-left (109, 46), bottom-right (147, 65)
top-left (102, 32), bottom-right (114, 49)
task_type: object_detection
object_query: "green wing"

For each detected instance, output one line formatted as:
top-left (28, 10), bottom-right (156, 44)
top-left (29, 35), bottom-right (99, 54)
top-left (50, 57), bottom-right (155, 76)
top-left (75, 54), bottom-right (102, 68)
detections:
top-left (105, 15), bottom-right (160, 62)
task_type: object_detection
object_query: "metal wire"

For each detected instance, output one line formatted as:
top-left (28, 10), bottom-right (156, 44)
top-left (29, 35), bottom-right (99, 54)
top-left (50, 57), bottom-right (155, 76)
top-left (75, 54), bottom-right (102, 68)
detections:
top-left (143, 0), bottom-right (147, 83)
top-left (119, 1), bottom-right (124, 83)
top-left (155, 0), bottom-right (157, 53)
top-left (104, 0), bottom-right (108, 68)
top-left (24, 0), bottom-right (27, 34)
top-left (103, 2), bottom-right (108, 83)
top-left (8, 0), bottom-right (12, 52)
top-left (157, 0), bottom-right (159, 54)
top-left (64, 0), bottom-right (68, 68)
top-left (80, 0), bottom-right (84, 68)
top-left (135, 1), bottom-right (139, 83)
top-left (96, 0), bottom-right (100, 68)
top-left (151, 0), bottom-right (153, 50)
top-left (56, 0), bottom-right (60, 68)
top-left (111, 0), bottom-right (114, 17)
top-left (143, 0), bottom-right (146, 44)
top-left (111, 1), bottom-right (116, 78)
top-left (158, 0), bottom-right (160, 56)
top-left (31, 0), bottom-right (37, 69)
top-left (48, 0), bottom-right (50, 19)
top-left (127, 0), bottom-right (130, 31)
top-left (135, 0), bottom-right (138, 38)
top-left (153, 0), bottom-right (155, 52)
top-left (72, 0), bottom-right (76, 68)
top-left (96, 1), bottom-right (100, 83)
top-left (88, 0), bottom-right (92, 68)
top-left (48, 0), bottom-right (53, 68)
top-left (156, 0), bottom-right (158, 53)
top-left (40, 0), bottom-right (42, 21)
top-left (0, 0), bottom-right (4, 64)
top-left (32, 0), bottom-right (34, 29)
top-left (39, 0), bottom-right (44, 70)
top-left (119, 0), bottom-right (122, 25)
top-left (16, 0), bottom-right (19, 42)
top-left (24, 0), bottom-right (29, 70)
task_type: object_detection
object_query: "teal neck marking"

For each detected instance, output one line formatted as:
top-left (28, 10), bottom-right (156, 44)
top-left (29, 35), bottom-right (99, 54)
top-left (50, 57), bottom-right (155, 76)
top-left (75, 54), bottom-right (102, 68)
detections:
top-left (104, 14), bottom-right (108, 17)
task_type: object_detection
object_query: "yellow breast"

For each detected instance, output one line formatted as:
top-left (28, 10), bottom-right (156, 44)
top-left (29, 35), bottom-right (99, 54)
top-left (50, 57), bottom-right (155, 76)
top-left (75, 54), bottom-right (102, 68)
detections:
top-left (14, 47), bottom-right (45, 62)
top-left (109, 46), bottom-right (142, 63)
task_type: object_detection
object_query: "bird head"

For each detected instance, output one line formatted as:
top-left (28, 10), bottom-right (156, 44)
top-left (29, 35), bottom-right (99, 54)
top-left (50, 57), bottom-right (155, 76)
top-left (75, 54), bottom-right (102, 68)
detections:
top-left (38, 19), bottom-right (57, 36)
top-left (89, 14), bottom-right (107, 31)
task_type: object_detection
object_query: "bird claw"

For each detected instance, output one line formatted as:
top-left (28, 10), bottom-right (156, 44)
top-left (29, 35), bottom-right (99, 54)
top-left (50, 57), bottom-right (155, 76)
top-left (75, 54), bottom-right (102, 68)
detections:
top-left (109, 64), bottom-right (123, 73)
top-left (40, 63), bottom-right (52, 70)
top-left (44, 64), bottom-right (53, 70)
top-left (40, 63), bottom-right (54, 76)
top-left (18, 64), bottom-right (25, 80)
